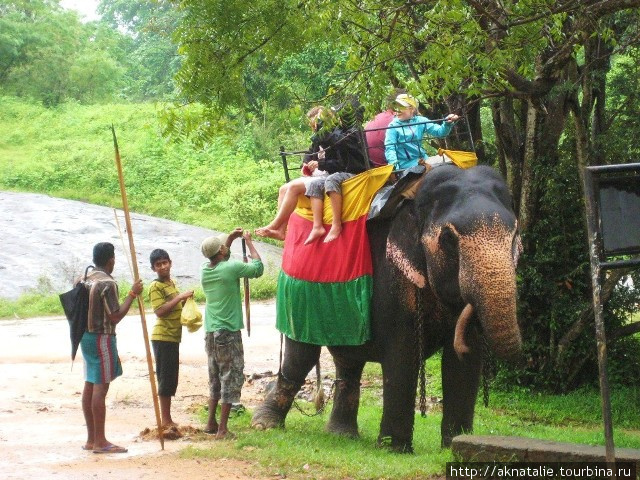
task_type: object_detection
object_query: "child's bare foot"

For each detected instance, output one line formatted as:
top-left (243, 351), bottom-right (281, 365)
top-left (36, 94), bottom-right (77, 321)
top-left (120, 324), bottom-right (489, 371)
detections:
top-left (256, 227), bottom-right (286, 241)
top-left (304, 226), bottom-right (326, 245)
top-left (324, 225), bottom-right (342, 243)
top-left (255, 226), bottom-right (273, 237)
top-left (162, 420), bottom-right (178, 429)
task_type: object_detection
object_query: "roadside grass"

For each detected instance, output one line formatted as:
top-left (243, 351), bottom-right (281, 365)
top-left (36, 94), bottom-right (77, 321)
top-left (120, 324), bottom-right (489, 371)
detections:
top-left (0, 268), bottom-right (280, 319)
top-left (185, 359), bottom-right (640, 479)
top-left (0, 292), bottom-right (63, 319)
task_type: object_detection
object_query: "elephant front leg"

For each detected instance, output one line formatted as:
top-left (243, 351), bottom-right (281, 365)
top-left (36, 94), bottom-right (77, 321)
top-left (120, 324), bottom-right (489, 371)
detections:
top-left (251, 338), bottom-right (320, 430)
top-left (440, 327), bottom-right (482, 447)
top-left (378, 354), bottom-right (419, 453)
top-left (326, 346), bottom-right (365, 437)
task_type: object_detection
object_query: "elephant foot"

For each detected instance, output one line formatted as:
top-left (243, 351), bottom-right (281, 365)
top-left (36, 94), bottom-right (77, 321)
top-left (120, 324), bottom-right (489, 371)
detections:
top-left (377, 434), bottom-right (413, 454)
top-left (326, 378), bottom-right (360, 438)
top-left (326, 422), bottom-right (359, 438)
top-left (251, 374), bottom-right (302, 430)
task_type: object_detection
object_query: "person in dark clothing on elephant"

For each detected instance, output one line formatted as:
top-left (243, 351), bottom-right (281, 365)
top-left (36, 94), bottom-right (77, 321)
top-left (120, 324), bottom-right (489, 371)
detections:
top-left (258, 103), bottom-right (369, 244)
top-left (255, 106), bottom-right (330, 241)
top-left (303, 111), bottom-right (370, 244)
top-left (252, 164), bottom-right (523, 452)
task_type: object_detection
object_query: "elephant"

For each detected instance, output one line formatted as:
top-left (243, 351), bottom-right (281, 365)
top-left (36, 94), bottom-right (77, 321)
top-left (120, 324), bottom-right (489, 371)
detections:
top-left (252, 164), bottom-right (523, 452)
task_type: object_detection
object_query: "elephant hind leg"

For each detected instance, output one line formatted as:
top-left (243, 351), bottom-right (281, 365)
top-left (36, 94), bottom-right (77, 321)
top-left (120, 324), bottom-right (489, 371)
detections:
top-left (326, 377), bottom-right (361, 437)
top-left (251, 373), bottom-right (303, 430)
top-left (326, 347), bottom-right (365, 438)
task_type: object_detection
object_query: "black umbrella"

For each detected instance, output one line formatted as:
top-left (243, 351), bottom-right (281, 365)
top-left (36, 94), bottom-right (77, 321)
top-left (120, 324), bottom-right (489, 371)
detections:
top-left (59, 266), bottom-right (93, 361)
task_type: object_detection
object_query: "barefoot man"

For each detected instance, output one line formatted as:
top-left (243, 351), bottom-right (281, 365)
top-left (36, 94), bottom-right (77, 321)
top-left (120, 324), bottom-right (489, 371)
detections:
top-left (81, 242), bottom-right (143, 453)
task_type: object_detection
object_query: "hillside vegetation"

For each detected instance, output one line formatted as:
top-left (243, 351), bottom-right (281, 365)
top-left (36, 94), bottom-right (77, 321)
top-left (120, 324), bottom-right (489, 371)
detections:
top-left (0, 96), bottom-right (294, 232)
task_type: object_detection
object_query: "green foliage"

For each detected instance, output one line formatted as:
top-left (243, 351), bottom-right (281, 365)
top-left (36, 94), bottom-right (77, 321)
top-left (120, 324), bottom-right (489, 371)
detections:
top-left (0, 0), bottom-right (181, 105)
top-left (0, 96), bottom-right (284, 233)
top-left (0, 293), bottom-right (63, 319)
top-left (98, 0), bottom-right (183, 100)
top-left (0, 1), bottom-right (126, 105)
top-left (603, 48), bottom-right (640, 162)
top-left (245, 266), bottom-right (280, 300)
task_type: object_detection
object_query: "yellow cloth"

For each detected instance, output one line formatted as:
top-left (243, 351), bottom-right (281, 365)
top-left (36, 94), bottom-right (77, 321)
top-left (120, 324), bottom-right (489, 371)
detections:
top-left (438, 148), bottom-right (477, 169)
top-left (295, 165), bottom-right (393, 224)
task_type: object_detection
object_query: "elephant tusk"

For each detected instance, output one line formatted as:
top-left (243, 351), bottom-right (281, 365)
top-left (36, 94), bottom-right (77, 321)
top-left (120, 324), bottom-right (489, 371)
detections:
top-left (453, 304), bottom-right (474, 359)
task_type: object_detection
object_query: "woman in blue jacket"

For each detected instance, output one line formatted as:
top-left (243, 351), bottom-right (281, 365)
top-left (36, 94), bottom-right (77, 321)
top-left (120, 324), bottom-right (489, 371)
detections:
top-left (384, 94), bottom-right (459, 170)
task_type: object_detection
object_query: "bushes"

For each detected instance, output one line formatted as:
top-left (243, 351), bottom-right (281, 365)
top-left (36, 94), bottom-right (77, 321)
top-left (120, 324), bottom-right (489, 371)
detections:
top-left (0, 97), bottom-right (285, 233)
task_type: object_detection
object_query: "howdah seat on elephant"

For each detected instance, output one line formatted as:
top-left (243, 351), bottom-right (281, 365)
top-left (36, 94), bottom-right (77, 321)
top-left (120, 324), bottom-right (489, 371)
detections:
top-left (252, 163), bottom-right (523, 452)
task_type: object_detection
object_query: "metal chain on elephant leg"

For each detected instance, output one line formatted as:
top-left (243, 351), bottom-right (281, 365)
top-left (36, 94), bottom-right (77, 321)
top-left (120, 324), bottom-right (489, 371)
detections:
top-left (481, 334), bottom-right (496, 407)
top-left (415, 286), bottom-right (428, 418)
top-left (291, 380), bottom-right (336, 417)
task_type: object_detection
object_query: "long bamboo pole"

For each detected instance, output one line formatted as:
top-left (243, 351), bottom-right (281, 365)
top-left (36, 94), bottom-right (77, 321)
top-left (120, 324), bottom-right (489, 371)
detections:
top-left (111, 125), bottom-right (164, 450)
top-left (241, 238), bottom-right (251, 336)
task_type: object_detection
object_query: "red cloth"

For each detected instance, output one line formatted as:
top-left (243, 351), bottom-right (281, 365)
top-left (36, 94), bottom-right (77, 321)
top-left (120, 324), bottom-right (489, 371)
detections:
top-left (281, 213), bottom-right (372, 283)
top-left (365, 110), bottom-right (395, 166)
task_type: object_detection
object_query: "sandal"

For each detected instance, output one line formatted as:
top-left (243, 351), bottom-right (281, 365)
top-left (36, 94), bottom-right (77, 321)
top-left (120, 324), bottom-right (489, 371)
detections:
top-left (93, 444), bottom-right (128, 454)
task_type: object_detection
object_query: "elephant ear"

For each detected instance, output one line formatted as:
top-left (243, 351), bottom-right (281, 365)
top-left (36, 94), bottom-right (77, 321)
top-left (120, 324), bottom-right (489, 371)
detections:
top-left (386, 202), bottom-right (428, 289)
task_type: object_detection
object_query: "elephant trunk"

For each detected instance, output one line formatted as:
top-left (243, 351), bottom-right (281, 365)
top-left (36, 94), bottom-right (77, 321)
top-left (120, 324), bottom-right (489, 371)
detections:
top-left (458, 230), bottom-right (522, 362)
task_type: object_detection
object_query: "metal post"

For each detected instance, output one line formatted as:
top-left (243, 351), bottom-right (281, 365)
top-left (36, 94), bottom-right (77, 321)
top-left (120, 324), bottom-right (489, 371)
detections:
top-left (280, 146), bottom-right (290, 183)
top-left (582, 167), bottom-right (615, 466)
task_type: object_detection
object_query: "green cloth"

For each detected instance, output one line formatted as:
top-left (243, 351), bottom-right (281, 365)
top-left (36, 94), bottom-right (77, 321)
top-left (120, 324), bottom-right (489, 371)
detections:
top-left (276, 271), bottom-right (372, 346)
top-left (201, 259), bottom-right (264, 333)
top-left (148, 278), bottom-right (183, 343)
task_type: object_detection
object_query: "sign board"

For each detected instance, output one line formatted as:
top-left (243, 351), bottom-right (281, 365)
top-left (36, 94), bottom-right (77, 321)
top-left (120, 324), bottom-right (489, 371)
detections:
top-left (587, 163), bottom-right (640, 258)
top-left (598, 177), bottom-right (640, 255)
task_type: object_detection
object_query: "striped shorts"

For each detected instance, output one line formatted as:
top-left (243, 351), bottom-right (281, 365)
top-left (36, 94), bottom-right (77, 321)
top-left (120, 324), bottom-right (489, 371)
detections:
top-left (81, 332), bottom-right (123, 384)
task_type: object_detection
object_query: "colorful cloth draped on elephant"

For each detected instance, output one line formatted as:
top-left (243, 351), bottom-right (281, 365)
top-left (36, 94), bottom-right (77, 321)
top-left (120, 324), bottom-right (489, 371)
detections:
top-left (276, 165), bottom-right (393, 346)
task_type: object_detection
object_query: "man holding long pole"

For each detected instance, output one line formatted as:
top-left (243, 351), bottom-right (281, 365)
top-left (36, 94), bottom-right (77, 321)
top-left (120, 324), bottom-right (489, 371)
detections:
top-left (200, 229), bottom-right (263, 439)
top-left (81, 242), bottom-right (143, 453)
top-left (111, 126), bottom-right (165, 449)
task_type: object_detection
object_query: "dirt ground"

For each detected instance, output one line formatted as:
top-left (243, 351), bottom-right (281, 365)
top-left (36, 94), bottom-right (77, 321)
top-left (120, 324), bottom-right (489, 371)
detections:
top-left (0, 300), bottom-right (331, 480)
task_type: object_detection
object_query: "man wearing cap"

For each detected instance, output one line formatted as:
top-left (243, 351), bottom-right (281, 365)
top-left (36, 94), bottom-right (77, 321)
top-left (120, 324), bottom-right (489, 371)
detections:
top-left (200, 228), bottom-right (264, 439)
top-left (384, 93), bottom-right (459, 170)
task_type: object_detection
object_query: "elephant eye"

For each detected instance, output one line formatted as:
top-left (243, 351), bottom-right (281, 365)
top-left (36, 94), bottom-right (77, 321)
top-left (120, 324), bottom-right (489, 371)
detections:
top-left (439, 225), bottom-right (458, 256)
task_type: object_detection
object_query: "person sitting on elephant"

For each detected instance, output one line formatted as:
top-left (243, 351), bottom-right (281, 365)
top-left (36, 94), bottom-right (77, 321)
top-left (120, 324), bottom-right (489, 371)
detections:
top-left (255, 106), bottom-right (331, 241)
top-left (258, 105), bottom-right (368, 244)
top-left (384, 93), bottom-right (460, 170)
top-left (302, 115), bottom-right (370, 244)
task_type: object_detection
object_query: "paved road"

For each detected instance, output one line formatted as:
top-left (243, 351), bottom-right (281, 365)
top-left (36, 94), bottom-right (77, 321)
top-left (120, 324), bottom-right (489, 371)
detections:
top-left (0, 191), bottom-right (282, 299)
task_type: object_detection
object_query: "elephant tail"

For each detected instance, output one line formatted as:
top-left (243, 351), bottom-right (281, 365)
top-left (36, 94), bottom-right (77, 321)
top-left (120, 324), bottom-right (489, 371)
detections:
top-left (313, 362), bottom-right (326, 412)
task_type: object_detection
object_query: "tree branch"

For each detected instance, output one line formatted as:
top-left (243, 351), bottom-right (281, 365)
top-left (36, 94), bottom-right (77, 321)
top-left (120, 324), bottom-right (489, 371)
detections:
top-left (609, 321), bottom-right (640, 342)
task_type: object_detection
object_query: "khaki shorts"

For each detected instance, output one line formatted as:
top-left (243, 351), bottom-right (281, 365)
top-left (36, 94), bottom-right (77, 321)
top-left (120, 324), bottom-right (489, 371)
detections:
top-left (205, 330), bottom-right (244, 404)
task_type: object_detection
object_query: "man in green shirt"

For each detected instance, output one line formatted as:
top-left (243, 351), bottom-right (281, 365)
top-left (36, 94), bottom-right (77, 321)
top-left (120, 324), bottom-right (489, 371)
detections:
top-left (201, 229), bottom-right (263, 439)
